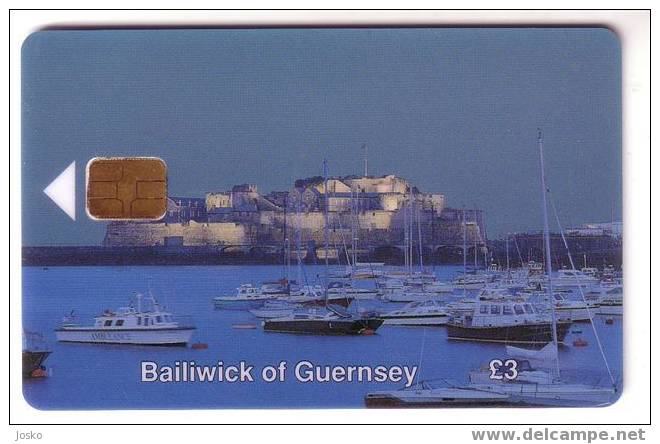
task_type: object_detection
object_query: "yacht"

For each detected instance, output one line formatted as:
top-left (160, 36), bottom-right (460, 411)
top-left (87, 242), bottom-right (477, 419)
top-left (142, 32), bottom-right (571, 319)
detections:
top-left (249, 300), bottom-right (302, 319)
top-left (213, 284), bottom-right (278, 309)
top-left (55, 293), bottom-right (195, 346)
top-left (382, 288), bottom-right (448, 303)
top-left (327, 281), bottom-right (378, 300)
top-left (283, 284), bottom-right (354, 307)
top-left (446, 299), bottom-right (571, 344)
top-left (553, 269), bottom-right (600, 288)
top-left (588, 285), bottom-right (623, 315)
top-left (451, 272), bottom-right (496, 290)
top-left (380, 300), bottom-right (450, 326)
top-left (365, 379), bottom-right (511, 407)
top-left (365, 357), bottom-right (616, 408)
top-left (530, 292), bottom-right (594, 322)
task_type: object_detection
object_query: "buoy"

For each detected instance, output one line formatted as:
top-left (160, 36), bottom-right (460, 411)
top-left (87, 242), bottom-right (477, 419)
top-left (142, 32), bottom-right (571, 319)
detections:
top-left (361, 329), bottom-right (375, 336)
top-left (605, 317), bottom-right (614, 325)
top-left (30, 368), bottom-right (48, 378)
top-left (232, 324), bottom-right (257, 330)
top-left (573, 338), bottom-right (588, 347)
top-left (191, 342), bottom-right (208, 350)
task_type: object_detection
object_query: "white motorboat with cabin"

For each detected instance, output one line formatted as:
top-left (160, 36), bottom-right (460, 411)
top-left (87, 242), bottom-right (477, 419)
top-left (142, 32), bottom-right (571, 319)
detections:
top-left (55, 293), bottom-right (195, 346)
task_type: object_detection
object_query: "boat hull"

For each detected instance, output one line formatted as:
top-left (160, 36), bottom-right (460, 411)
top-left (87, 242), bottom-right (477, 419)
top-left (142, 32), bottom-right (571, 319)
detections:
top-left (22, 350), bottom-right (51, 378)
top-left (55, 327), bottom-right (195, 345)
top-left (364, 388), bottom-right (511, 408)
top-left (446, 321), bottom-right (571, 344)
top-left (249, 308), bottom-right (295, 319)
top-left (263, 318), bottom-right (384, 335)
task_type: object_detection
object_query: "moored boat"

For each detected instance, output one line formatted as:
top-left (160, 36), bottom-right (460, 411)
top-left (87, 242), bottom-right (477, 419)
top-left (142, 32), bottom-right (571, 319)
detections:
top-left (213, 284), bottom-right (278, 309)
top-left (446, 296), bottom-right (571, 344)
top-left (55, 293), bottom-right (195, 346)
top-left (22, 330), bottom-right (51, 378)
top-left (381, 300), bottom-right (450, 326)
top-left (263, 305), bottom-right (383, 335)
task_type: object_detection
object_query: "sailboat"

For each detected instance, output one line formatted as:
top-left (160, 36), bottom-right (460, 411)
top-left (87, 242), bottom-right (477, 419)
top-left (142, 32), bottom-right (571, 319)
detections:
top-left (365, 130), bottom-right (618, 407)
top-left (263, 160), bottom-right (384, 335)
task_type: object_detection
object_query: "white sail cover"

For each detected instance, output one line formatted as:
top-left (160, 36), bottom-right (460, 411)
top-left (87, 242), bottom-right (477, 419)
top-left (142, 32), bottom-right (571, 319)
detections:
top-left (506, 343), bottom-right (557, 364)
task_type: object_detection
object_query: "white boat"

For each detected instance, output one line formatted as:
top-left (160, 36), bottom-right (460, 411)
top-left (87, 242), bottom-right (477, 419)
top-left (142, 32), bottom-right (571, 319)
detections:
top-left (382, 288), bottom-right (449, 303)
top-left (451, 272), bottom-right (496, 290)
top-left (530, 292), bottom-right (594, 322)
top-left (365, 379), bottom-right (511, 407)
top-left (282, 285), bottom-right (353, 307)
top-left (55, 293), bottom-right (195, 346)
top-left (584, 285), bottom-right (623, 315)
top-left (327, 281), bottom-right (378, 300)
top-left (213, 284), bottom-right (278, 309)
top-left (381, 300), bottom-right (450, 326)
top-left (466, 361), bottom-right (617, 407)
top-left (249, 300), bottom-right (302, 319)
top-left (553, 269), bottom-right (600, 288)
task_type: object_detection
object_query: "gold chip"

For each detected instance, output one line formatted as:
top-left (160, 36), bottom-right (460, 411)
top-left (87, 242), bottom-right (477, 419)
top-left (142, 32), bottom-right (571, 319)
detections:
top-left (86, 157), bottom-right (167, 220)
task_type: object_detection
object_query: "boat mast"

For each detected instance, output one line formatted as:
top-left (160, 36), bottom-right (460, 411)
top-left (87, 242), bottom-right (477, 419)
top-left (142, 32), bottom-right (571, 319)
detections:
top-left (462, 206), bottom-right (467, 296)
top-left (505, 234), bottom-right (510, 275)
top-left (537, 129), bottom-right (561, 379)
top-left (283, 194), bottom-right (288, 280)
top-left (473, 209), bottom-right (478, 269)
top-left (323, 159), bottom-right (330, 305)
top-left (409, 190), bottom-right (414, 275)
top-left (416, 200), bottom-right (424, 272)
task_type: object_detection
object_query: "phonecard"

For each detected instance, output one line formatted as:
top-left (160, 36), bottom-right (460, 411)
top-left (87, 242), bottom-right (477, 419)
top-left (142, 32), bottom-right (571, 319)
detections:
top-left (21, 27), bottom-right (622, 409)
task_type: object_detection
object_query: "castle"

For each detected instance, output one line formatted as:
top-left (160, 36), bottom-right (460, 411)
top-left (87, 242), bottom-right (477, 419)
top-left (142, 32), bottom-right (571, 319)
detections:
top-left (103, 174), bottom-right (485, 258)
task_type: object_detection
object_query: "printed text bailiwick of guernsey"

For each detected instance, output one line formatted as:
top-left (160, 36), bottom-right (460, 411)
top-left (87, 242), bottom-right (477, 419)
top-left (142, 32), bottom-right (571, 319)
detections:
top-left (141, 360), bottom-right (419, 387)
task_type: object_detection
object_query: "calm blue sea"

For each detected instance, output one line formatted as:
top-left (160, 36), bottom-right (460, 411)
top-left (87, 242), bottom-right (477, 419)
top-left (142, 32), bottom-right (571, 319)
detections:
top-left (22, 265), bottom-right (623, 409)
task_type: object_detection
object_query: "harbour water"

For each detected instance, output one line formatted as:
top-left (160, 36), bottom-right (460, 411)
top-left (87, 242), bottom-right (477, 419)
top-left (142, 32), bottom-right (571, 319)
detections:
top-left (22, 265), bottom-right (622, 409)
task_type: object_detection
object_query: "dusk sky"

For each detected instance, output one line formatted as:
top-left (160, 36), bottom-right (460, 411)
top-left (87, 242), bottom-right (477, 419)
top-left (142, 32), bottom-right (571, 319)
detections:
top-left (22, 28), bottom-right (621, 246)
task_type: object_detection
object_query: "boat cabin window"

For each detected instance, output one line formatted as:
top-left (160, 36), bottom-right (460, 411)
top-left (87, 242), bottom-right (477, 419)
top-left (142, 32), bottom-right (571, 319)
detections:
top-left (502, 305), bottom-right (513, 315)
top-left (137, 317), bottom-right (142, 325)
top-left (479, 305), bottom-right (489, 314)
top-left (490, 305), bottom-right (501, 315)
top-left (115, 320), bottom-right (124, 326)
top-left (514, 305), bottom-right (525, 315)
top-left (523, 304), bottom-right (534, 314)
top-left (104, 320), bottom-right (112, 327)
top-left (156, 316), bottom-right (162, 323)
top-left (144, 317), bottom-right (150, 326)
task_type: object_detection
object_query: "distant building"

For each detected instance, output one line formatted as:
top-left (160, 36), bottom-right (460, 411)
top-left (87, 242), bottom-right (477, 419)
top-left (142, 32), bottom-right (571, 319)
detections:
top-left (103, 174), bottom-right (484, 251)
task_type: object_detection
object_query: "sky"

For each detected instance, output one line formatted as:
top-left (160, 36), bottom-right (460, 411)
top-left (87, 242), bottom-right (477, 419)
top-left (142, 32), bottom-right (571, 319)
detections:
top-left (21, 28), bottom-right (621, 246)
